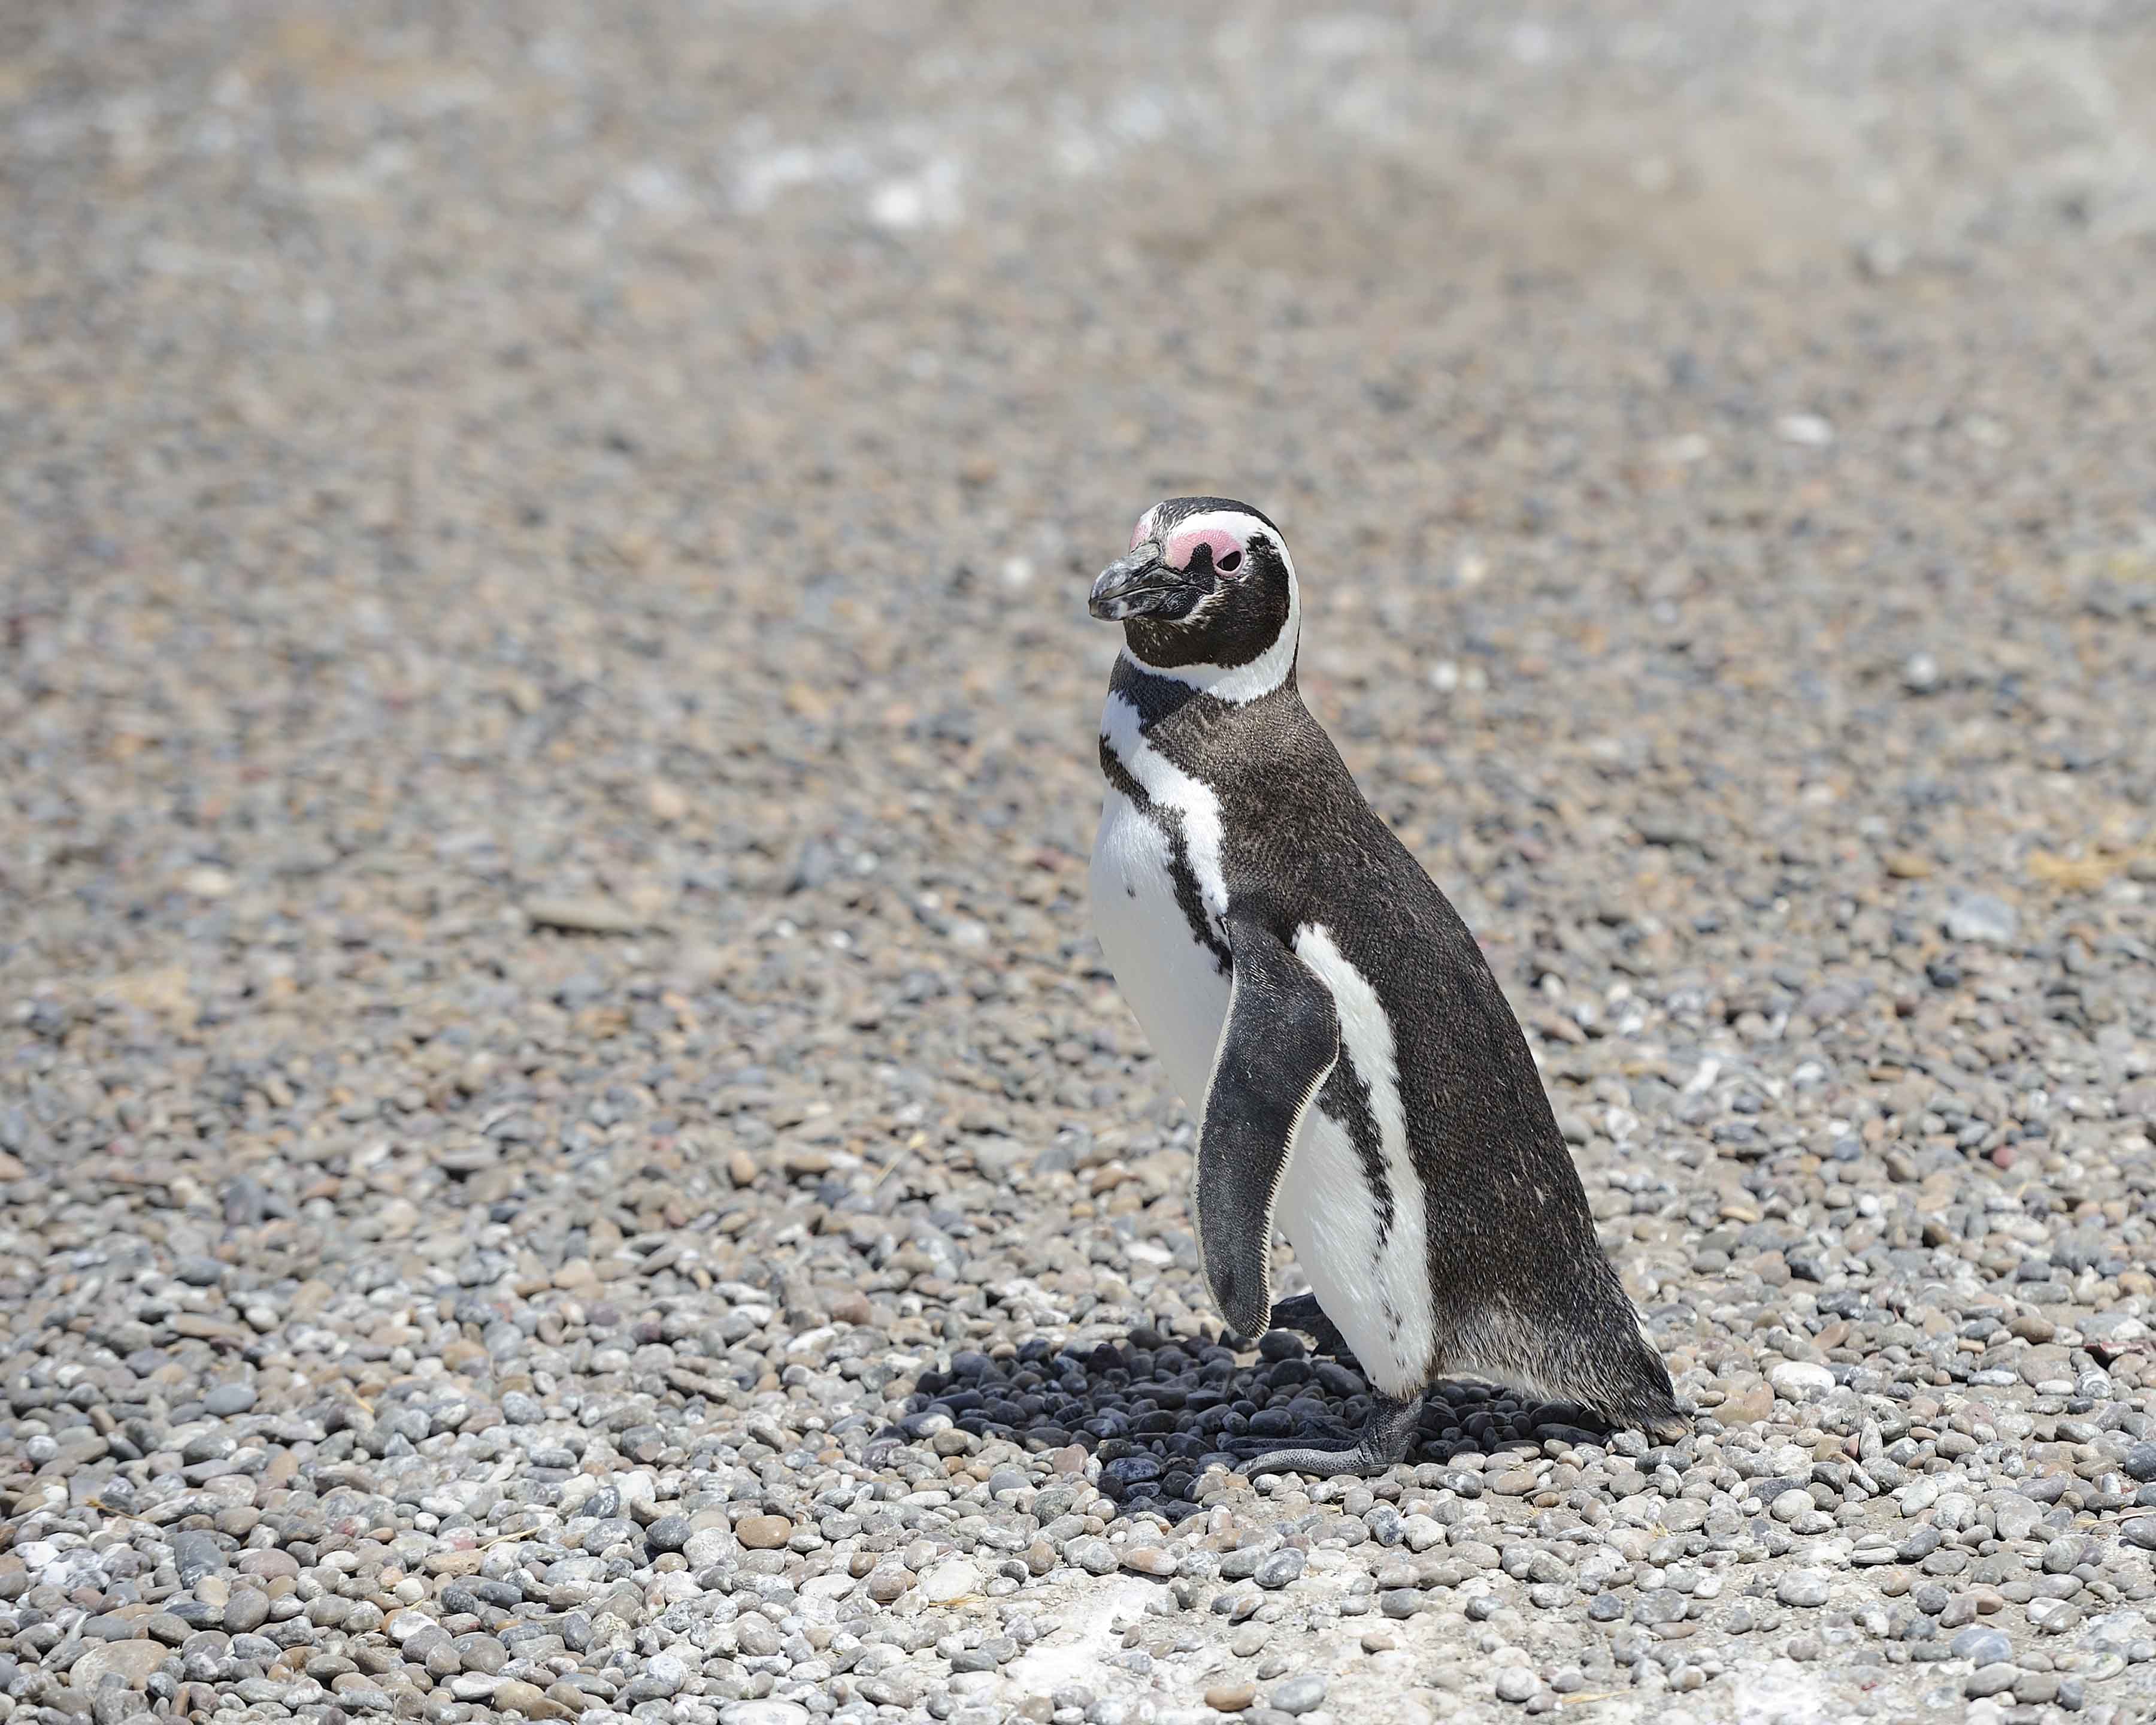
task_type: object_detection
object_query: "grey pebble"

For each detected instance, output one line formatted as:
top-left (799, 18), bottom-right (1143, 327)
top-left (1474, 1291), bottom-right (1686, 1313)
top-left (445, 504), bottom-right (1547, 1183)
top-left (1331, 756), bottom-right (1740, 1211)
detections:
top-left (1964, 1663), bottom-right (2019, 1699)
top-left (171, 1531), bottom-right (225, 1587)
top-left (1950, 1626), bottom-right (2013, 1665)
top-left (202, 1382), bottom-right (256, 1416)
top-left (1066, 1537), bottom-right (1119, 1576)
top-left (1942, 892), bottom-right (2018, 946)
top-left (1775, 1571), bottom-right (1831, 1609)
top-left (1267, 1673), bottom-right (1328, 1715)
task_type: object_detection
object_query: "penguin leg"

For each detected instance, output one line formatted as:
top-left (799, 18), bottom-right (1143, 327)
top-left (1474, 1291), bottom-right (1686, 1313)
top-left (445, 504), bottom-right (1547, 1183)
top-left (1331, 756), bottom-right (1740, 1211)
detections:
top-left (1235, 1391), bottom-right (1423, 1480)
top-left (1264, 1293), bottom-right (1355, 1364)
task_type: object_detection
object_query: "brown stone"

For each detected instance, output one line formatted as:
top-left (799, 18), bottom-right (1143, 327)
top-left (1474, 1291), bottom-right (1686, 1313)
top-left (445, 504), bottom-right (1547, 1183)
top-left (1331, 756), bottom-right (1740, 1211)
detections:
top-left (865, 1565), bottom-right (914, 1604)
top-left (493, 1678), bottom-right (574, 1718)
top-left (736, 1514), bottom-right (793, 1550)
top-left (1721, 1381), bottom-right (1776, 1426)
top-left (1205, 1684), bottom-right (1256, 1712)
top-left (830, 1291), bottom-right (874, 1327)
top-left (71, 1639), bottom-right (171, 1690)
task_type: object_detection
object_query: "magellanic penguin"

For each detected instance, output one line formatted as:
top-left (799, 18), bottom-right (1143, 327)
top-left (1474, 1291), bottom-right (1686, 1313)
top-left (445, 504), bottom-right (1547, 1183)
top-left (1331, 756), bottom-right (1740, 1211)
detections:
top-left (1086, 497), bottom-right (1686, 1477)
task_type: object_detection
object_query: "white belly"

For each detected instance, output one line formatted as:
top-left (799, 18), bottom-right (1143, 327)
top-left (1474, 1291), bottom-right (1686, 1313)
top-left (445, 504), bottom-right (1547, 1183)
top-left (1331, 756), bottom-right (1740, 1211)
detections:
top-left (1089, 786), bottom-right (1230, 1108)
top-left (1273, 1106), bottom-right (1431, 1397)
top-left (1091, 788), bottom-right (1434, 1397)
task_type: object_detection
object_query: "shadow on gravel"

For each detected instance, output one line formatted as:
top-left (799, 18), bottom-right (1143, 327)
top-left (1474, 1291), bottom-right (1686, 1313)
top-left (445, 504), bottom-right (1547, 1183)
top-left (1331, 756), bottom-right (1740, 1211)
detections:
top-left (875, 1321), bottom-right (1669, 1520)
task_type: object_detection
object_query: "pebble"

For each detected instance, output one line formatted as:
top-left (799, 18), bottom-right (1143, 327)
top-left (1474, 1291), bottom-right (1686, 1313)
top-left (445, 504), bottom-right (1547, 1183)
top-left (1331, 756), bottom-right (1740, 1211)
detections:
top-left (1950, 1627), bottom-right (2013, 1665)
top-left (222, 1590), bottom-right (270, 1635)
top-left (1965, 1663), bottom-right (2019, 1699)
top-left (865, 1564), bottom-right (915, 1603)
top-left (1267, 1675), bottom-right (1328, 1715)
top-left (1777, 1572), bottom-right (1832, 1609)
top-left (1943, 892), bottom-right (2019, 946)
top-left (1769, 1361), bottom-right (1835, 1400)
top-left (523, 894), bottom-right (647, 934)
top-left (202, 1382), bottom-right (257, 1416)
top-left (493, 1679), bottom-right (565, 1717)
top-left (919, 1558), bottom-right (984, 1602)
top-left (1495, 1669), bottom-right (1539, 1703)
top-left (1067, 1537), bottom-right (1119, 1576)
top-left (69, 1641), bottom-right (170, 1690)
top-left (684, 1527), bottom-right (737, 1569)
top-left (735, 1514), bottom-right (793, 1550)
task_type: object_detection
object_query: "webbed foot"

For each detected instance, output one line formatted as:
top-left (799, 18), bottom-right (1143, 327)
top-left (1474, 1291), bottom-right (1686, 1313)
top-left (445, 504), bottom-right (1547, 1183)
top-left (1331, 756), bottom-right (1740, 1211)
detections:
top-left (1233, 1391), bottom-right (1422, 1480)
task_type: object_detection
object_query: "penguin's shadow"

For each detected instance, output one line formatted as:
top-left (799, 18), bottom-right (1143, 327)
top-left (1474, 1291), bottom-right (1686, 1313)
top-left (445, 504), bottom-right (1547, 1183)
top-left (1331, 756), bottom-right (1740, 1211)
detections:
top-left (879, 1322), bottom-right (1630, 1520)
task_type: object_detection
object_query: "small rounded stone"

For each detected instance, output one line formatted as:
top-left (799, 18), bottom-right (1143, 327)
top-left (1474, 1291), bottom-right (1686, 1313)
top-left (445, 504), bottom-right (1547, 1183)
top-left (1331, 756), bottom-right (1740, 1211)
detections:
top-left (734, 1515), bottom-right (792, 1550)
top-left (1266, 1673), bottom-right (1327, 1715)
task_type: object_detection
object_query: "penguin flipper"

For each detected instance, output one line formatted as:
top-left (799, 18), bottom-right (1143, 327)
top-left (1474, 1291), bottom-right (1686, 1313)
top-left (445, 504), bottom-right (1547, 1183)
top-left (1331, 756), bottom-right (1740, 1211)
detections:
top-left (1192, 912), bottom-right (1339, 1340)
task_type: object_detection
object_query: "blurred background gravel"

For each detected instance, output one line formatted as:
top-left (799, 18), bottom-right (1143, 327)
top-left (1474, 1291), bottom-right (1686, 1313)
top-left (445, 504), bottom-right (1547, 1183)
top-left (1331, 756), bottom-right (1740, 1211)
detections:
top-left (5, 4), bottom-right (2156, 1724)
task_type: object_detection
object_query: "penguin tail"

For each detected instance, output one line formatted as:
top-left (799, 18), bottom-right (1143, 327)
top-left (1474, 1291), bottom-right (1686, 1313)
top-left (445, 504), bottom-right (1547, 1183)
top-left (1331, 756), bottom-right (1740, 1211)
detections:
top-left (1576, 1300), bottom-right (1690, 1445)
top-left (1455, 1278), bottom-right (1689, 1445)
top-left (1592, 1340), bottom-right (1691, 1445)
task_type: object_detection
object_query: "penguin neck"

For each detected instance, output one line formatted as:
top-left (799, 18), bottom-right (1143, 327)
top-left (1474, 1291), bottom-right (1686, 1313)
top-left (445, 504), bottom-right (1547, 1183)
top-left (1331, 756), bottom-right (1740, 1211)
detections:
top-left (1110, 647), bottom-right (1300, 734)
top-left (1116, 613), bottom-right (1301, 712)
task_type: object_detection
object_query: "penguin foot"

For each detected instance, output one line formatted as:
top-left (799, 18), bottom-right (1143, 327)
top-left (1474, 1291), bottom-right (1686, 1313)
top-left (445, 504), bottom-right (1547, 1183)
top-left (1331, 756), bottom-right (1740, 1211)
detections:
top-left (1235, 1391), bottom-right (1422, 1480)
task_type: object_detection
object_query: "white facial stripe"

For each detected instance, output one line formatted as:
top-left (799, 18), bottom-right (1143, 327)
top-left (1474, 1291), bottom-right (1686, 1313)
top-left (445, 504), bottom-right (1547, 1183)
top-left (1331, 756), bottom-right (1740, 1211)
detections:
top-left (1291, 922), bottom-right (1436, 1381)
top-left (1122, 507), bottom-right (1300, 704)
top-left (1100, 691), bottom-right (1228, 924)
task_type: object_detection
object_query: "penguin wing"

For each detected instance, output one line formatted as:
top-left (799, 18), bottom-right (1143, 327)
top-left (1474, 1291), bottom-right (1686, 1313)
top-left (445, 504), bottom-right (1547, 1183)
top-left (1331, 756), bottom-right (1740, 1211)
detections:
top-left (1192, 910), bottom-right (1339, 1337)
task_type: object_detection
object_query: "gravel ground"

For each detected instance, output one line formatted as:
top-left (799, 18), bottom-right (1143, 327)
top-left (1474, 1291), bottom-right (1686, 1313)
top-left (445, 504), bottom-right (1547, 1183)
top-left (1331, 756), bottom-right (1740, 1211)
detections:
top-left (7, 4), bottom-right (2156, 1725)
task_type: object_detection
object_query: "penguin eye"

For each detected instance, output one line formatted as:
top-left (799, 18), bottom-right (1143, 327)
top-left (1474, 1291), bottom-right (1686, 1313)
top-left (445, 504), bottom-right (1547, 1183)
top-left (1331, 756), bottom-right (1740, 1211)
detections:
top-left (1218, 548), bottom-right (1243, 574)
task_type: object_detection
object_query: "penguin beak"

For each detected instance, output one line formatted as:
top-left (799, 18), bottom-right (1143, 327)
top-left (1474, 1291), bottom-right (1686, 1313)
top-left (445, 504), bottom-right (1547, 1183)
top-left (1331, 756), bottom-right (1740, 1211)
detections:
top-left (1089, 544), bottom-right (1194, 621)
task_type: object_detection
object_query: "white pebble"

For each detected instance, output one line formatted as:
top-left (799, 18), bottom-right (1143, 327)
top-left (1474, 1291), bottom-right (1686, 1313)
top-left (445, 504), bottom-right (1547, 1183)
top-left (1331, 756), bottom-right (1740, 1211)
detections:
top-left (1770, 1360), bottom-right (1834, 1400)
top-left (919, 1558), bottom-right (983, 1604)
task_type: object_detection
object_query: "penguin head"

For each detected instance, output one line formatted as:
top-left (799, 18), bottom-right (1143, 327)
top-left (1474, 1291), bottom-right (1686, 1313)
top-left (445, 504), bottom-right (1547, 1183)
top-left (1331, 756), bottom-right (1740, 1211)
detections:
top-left (1089, 497), bottom-right (1299, 692)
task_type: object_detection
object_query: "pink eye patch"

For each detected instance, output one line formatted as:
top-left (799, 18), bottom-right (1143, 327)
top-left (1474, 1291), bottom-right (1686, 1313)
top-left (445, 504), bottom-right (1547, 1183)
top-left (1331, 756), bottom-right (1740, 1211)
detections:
top-left (1164, 525), bottom-right (1241, 573)
top-left (1130, 507), bottom-right (1159, 550)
